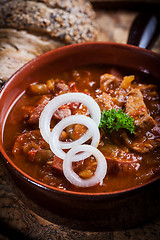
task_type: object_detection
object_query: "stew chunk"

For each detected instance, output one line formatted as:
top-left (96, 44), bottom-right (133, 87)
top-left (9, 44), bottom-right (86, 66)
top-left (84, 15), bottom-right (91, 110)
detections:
top-left (125, 88), bottom-right (155, 135)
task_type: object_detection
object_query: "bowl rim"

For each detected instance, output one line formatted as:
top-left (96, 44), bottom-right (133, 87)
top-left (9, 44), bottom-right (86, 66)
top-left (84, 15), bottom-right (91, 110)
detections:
top-left (1, 41), bottom-right (160, 94)
top-left (1, 41), bottom-right (160, 87)
top-left (0, 41), bottom-right (160, 198)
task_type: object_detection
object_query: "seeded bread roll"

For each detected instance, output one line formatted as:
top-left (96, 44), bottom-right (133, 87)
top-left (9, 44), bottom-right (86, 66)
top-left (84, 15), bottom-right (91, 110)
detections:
top-left (0, 0), bottom-right (95, 19)
top-left (0, 0), bottom-right (97, 44)
top-left (0, 0), bottom-right (97, 85)
top-left (26, 0), bottom-right (96, 19)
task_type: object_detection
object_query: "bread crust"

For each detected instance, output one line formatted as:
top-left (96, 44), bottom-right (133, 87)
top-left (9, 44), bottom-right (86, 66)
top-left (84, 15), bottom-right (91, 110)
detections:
top-left (0, 0), bottom-right (97, 44)
top-left (0, 0), bottom-right (97, 83)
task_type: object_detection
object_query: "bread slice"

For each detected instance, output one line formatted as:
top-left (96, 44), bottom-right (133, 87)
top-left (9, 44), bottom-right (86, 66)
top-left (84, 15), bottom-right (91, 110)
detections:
top-left (0, 0), bottom-right (97, 84)
top-left (0, 28), bottom-right (65, 81)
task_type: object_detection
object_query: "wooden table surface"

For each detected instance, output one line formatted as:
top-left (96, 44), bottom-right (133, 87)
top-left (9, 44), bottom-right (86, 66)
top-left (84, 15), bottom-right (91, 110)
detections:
top-left (0, 3), bottom-right (160, 240)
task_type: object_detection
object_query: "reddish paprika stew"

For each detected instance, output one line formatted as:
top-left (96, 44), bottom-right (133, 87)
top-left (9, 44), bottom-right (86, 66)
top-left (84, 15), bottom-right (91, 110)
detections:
top-left (3, 64), bottom-right (160, 193)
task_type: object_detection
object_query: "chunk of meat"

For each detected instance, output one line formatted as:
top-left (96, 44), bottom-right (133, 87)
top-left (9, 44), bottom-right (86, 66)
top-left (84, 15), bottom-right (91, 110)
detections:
top-left (100, 73), bottom-right (119, 92)
top-left (50, 155), bottom-right (82, 175)
top-left (130, 138), bottom-right (160, 153)
top-left (28, 149), bottom-right (54, 163)
top-left (102, 146), bottom-right (141, 174)
top-left (28, 96), bottom-right (50, 124)
top-left (13, 130), bottom-right (49, 154)
top-left (55, 81), bottom-right (69, 92)
top-left (27, 95), bottom-right (71, 124)
top-left (122, 132), bottom-right (160, 153)
top-left (107, 157), bottom-right (140, 175)
top-left (96, 92), bottom-right (117, 111)
top-left (112, 88), bottom-right (126, 107)
top-left (53, 105), bottom-right (71, 120)
top-left (125, 88), bottom-right (155, 135)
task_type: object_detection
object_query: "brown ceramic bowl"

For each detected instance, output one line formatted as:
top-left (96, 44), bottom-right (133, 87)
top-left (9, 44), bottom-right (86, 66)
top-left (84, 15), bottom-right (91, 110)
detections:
top-left (0, 42), bottom-right (160, 230)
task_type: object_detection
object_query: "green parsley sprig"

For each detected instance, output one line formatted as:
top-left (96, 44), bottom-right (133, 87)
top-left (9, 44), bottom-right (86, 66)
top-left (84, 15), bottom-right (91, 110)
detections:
top-left (99, 109), bottom-right (135, 134)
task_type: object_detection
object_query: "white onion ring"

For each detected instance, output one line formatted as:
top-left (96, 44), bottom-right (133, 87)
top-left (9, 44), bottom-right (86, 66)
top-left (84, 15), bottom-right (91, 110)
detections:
top-left (63, 145), bottom-right (107, 187)
top-left (39, 93), bottom-right (101, 144)
top-left (49, 115), bottom-right (100, 161)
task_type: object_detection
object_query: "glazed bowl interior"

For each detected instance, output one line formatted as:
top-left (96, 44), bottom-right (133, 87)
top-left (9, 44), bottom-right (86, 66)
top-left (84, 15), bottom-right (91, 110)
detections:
top-left (0, 42), bottom-right (160, 196)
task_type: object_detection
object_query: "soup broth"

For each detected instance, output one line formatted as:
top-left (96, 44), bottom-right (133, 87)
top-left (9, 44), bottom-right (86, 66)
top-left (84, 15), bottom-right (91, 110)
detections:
top-left (3, 64), bottom-right (160, 193)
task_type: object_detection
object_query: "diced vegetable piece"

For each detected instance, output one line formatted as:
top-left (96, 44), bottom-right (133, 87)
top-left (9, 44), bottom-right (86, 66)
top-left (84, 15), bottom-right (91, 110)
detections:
top-left (46, 79), bottom-right (55, 91)
top-left (120, 75), bottom-right (135, 90)
top-left (30, 84), bottom-right (48, 95)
